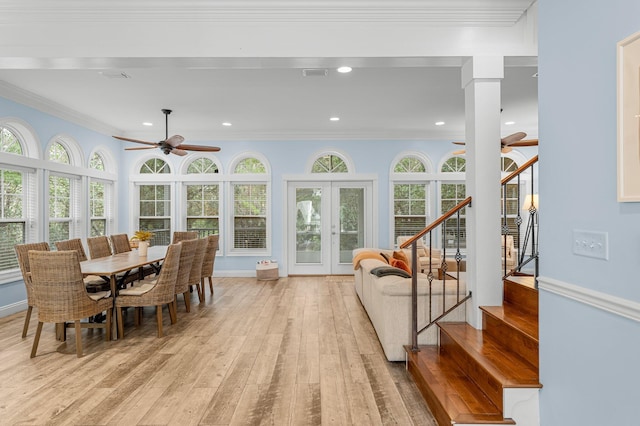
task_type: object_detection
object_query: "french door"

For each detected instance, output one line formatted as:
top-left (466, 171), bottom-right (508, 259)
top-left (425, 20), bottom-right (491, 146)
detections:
top-left (287, 181), bottom-right (372, 275)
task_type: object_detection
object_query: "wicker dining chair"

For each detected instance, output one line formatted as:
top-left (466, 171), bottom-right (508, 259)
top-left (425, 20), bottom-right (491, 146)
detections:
top-left (188, 238), bottom-right (208, 303)
top-left (115, 243), bottom-right (182, 338)
top-left (28, 250), bottom-right (113, 358)
top-left (14, 242), bottom-right (50, 338)
top-left (110, 233), bottom-right (132, 254)
top-left (172, 231), bottom-right (198, 244)
top-left (54, 238), bottom-right (88, 261)
top-left (55, 238), bottom-right (109, 292)
top-left (174, 238), bottom-right (198, 313)
top-left (200, 235), bottom-right (219, 298)
top-left (87, 235), bottom-right (112, 259)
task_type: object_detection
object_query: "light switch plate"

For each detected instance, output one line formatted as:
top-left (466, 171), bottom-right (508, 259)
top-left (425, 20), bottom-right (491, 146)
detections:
top-left (572, 230), bottom-right (609, 260)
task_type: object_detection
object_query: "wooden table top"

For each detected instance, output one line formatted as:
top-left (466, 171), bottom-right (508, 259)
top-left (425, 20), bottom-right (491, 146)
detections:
top-left (80, 245), bottom-right (168, 276)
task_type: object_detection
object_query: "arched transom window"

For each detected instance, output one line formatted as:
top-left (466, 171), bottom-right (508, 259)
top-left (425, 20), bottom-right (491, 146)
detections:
top-left (311, 154), bottom-right (348, 173)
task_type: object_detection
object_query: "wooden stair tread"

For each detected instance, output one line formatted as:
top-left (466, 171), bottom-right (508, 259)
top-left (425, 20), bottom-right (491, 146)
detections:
top-left (406, 346), bottom-right (516, 425)
top-left (505, 275), bottom-right (536, 289)
top-left (439, 322), bottom-right (540, 388)
top-left (481, 304), bottom-right (539, 341)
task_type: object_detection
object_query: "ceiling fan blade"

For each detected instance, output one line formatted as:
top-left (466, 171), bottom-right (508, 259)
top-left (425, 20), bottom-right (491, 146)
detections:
top-left (125, 146), bottom-right (157, 151)
top-left (113, 135), bottom-right (158, 146)
top-left (452, 149), bottom-right (466, 155)
top-left (171, 148), bottom-right (188, 156)
top-left (165, 135), bottom-right (185, 147)
top-left (500, 132), bottom-right (527, 145)
top-left (506, 139), bottom-right (538, 147)
top-left (176, 144), bottom-right (221, 152)
top-left (452, 141), bottom-right (466, 146)
top-left (501, 146), bottom-right (513, 154)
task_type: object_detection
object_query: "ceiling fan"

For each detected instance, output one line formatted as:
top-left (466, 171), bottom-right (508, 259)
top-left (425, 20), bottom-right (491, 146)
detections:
top-left (113, 109), bottom-right (220, 156)
top-left (452, 132), bottom-right (538, 155)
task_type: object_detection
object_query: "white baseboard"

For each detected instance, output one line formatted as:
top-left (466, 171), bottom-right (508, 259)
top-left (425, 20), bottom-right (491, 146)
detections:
top-left (0, 300), bottom-right (28, 319)
top-left (538, 275), bottom-right (640, 322)
top-left (213, 270), bottom-right (281, 278)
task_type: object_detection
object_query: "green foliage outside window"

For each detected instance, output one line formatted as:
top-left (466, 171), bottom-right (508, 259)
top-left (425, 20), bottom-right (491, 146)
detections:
top-left (311, 155), bottom-right (348, 173)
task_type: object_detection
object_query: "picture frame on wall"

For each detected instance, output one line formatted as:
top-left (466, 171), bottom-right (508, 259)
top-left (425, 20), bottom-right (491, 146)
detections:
top-left (617, 30), bottom-right (640, 202)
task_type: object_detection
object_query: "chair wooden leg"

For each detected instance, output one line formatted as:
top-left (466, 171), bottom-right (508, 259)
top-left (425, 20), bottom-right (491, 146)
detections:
top-left (183, 291), bottom-right (191, 312)
top-left (134, 307), bottom-right (141, 326)
top-left (30, 321), bottom-right (43, 358)
top-left (168, 302), bottom-right (177, 324)
top-left (207, 276), bottom-right (214, 295)
top-left (156, 305), bottom-right (163, 337)
top-left (196, 280), bottom-right (204, 303)
top-left (22, 305), bottom-right (33, 338)
top-left (105, 309), bottom-right (112, 341)
top-left (74, 320), bottom-right (83, 357)
top-left (117, 307), bottom-right (124, 339)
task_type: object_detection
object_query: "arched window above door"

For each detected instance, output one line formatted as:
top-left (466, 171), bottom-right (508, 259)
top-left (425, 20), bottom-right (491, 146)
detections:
top-left (307, 150), bottom-right (353, 174)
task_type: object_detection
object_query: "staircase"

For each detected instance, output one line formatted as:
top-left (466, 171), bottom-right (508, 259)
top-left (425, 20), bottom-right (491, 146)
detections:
top-left (406, 275), bottom-right (541, 425)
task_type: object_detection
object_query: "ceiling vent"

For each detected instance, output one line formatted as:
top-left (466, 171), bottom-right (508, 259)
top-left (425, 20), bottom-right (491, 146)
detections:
top-left (99, 71), bottom-right (132, 79)
top-left (302, 68), bottom-right (328, 77)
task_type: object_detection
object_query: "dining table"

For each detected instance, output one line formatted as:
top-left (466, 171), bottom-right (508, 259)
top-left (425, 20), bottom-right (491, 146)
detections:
top-left (80, 245), bottom-right (168, 339)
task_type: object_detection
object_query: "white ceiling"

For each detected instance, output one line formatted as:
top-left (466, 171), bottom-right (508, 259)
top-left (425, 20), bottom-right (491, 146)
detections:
top-left (0, 0), bottom-right (538, 144)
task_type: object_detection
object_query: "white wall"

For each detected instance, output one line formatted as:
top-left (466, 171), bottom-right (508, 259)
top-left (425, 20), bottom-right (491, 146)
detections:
top-left (538, 0), bottom-right (640, 424)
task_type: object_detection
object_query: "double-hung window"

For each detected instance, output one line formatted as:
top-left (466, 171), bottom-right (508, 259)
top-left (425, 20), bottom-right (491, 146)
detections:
top-left (185, 157), bottom-right (220, 238)
top-left (391, 155), bottom-right (430, 243)
top-left (440, 156), bottom-right (467, 249)
top-left (230, 156), bottom-right (269, 254)
top-left (137, 158), bottom-right (172, 246)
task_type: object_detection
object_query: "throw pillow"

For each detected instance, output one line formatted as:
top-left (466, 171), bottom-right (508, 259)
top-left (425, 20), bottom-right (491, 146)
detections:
top-left (370, 266), bottom-right (411, 279)
top-left (392, 250), bottom-right (409, 264)
top-left (389, 258), bottom-right (412, 276)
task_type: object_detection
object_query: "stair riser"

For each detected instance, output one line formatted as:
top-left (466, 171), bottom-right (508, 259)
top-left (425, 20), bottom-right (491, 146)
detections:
top-left (504, 280), bottom-right (538, 314)
top-left (440, 332), bottom-right (504, 410)
top-left (482, 314), bottom-right (539, 369)
top-left (406, 352), bottom-right (452, 426)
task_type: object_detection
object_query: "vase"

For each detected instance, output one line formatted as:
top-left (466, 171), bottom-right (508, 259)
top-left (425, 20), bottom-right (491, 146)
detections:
top-left (138, 241), bottom-right (149, 256)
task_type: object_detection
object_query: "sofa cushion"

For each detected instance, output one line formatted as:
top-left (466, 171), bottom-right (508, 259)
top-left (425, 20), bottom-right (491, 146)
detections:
top-left (370, 266), bottom-right (411, 279)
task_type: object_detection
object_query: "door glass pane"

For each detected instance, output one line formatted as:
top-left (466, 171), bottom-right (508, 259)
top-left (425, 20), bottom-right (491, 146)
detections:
top-left (339, 187), bottom-right (364, 263)
top-left (296, 187), bottom-right (322, 264)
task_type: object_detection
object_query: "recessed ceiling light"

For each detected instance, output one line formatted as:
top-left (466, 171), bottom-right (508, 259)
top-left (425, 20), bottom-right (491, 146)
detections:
top-left (222, 122), bottom-right (232, 126)
top-left (329, 117), bottom-right (340, 121)
top-left (505, 121), bottom-right (515, 125)
top-left (142, 122), bottom-right (153, 126)
top-left (435, 121), bottom-right (445, 126)
top-left (337, 66), bottom-right (352, 73)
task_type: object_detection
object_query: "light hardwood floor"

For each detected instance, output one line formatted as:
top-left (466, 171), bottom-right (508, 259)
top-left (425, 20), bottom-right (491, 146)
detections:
top-left (0, 276), bottom-right (436, 425)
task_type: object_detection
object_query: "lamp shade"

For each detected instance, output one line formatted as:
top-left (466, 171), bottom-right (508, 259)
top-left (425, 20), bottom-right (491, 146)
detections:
top-left (522, 193), bottom-right (539, 211)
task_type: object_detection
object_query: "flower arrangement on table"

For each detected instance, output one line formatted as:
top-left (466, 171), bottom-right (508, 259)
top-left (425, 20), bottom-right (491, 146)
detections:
top-left (130, 230), bottom-right (154, 249)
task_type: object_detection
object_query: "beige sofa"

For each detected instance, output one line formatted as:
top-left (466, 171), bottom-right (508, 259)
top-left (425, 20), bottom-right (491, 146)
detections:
top-left (353, 248), bottom-right (466, 361)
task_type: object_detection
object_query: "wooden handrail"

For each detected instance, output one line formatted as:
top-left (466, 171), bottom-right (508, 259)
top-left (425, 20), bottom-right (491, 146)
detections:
top-left (399, 196), bottom-right (472, 249)
top-left (501, 155), bottom-right (538, 185)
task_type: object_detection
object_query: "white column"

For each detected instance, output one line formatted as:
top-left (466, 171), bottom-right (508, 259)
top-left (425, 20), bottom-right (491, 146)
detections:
top-left (462, 56), bottom-right (504, 328)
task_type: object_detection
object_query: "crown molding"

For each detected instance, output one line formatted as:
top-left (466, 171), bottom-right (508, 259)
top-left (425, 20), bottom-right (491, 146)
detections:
top-left (0, 0), bottom-right (535, 26)
top-left (0, 81), bottom-right (120, 136)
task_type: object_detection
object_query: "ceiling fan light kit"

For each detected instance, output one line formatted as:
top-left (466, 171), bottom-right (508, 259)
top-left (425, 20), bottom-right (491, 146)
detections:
top-left (113, 109), bottom-right (221, 156)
